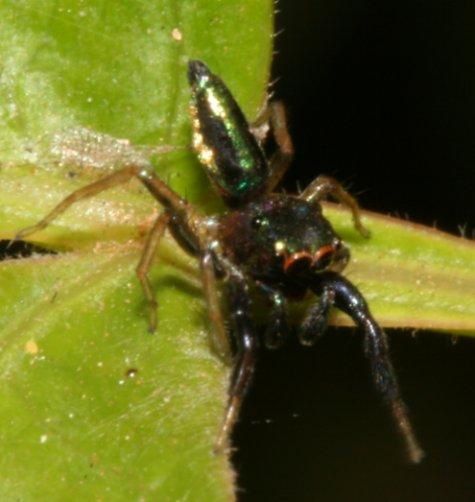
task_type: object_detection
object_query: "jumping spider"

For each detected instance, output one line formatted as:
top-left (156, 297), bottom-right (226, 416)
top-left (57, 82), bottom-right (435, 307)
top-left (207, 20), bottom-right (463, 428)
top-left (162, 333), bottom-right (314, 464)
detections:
top-left (15, 60), bottom-right (424, 463)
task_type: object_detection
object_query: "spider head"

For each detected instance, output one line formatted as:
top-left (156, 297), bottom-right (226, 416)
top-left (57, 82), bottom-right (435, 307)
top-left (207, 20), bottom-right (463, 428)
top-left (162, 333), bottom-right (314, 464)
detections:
top-left (219, 195), bottom-right (349, 280)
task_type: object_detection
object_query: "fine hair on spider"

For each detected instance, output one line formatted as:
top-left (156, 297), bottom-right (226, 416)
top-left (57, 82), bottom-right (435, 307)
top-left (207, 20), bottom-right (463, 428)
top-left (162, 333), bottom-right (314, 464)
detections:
top-left (14, 60), bottom-right (424, 463)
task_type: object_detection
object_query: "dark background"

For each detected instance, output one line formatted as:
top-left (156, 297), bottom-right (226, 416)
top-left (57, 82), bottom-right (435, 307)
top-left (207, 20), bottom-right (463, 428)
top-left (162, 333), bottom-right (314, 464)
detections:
top-left (234, 1), bottom-right (475, 501)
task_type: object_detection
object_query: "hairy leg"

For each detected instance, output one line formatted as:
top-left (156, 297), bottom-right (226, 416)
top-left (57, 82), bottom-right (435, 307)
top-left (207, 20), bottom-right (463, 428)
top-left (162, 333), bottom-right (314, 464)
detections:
top-left (136, 212), bottom-right (171, 332)
top-left (300, 175), bottom-right (370, 238)
top-left (14, 165), bottom-right (191, 242)
top-left (251, 101), bottom-right (294, 193)
top-left (309, 271), bottom-right (424, 464)
top-left (214, 268), bottom-right (258, 453)
top-left (200, 249), bottom-right (232, 362)
top-left (13, 165), bottom-right (202, 334)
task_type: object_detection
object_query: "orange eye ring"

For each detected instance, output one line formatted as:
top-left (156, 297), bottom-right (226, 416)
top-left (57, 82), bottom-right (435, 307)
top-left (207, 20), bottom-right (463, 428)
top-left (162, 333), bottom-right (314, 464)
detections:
top-left (313, 244), bottom-right (336, 268)
top-left (282, 245), bottom-right (337, 274)
top-left (283, 251), bottom-right (313, 273)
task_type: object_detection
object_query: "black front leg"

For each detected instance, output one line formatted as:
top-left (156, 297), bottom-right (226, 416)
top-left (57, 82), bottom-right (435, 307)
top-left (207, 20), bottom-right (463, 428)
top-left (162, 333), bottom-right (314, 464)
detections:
top-left (309, 271), bottom-right (424, 463)
top-left (255, 281), bottom-right (289, 349)
top-left (214, 271), bottom-right (259, 453)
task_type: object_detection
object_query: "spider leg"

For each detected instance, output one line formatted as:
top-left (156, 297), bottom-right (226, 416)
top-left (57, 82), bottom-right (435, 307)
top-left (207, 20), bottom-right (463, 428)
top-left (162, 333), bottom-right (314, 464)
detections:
top-left (14, 165), bottom-right (191, 242)
top-left (13, 166), bottom-right (143, 242)
top-left (136, 211), bottom-right (171, 333)
top-left (250, 101), bottom-right (294, 193)
top-left (298, 286), bottom-right (335, 346)
top-left (309, 270), bottom-right (424, 464)
top-left (300, 175), bottom-right (370, 238)
top-left (166, 216), bottom-right (232, 361)
top-left (200, 249), bottom-right (232, 362)
top-left (214, 267), bottom-right (259, 453)
top-left (255, 281), bottom-right (289, 349)
top-left (13, 165), bottom-right (204, 333)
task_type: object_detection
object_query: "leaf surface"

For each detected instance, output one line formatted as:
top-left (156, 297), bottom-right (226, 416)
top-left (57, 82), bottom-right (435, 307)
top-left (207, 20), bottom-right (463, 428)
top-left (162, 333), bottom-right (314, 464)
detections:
top-left (325, 204), bottom-right (475, 335)
top-left (0, 0), bottom-right (273, 499)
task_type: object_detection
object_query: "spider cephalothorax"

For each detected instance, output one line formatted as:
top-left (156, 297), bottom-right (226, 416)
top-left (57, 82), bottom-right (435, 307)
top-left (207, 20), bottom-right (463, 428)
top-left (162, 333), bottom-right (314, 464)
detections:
top-left (218, 195), bottom-right (349, 281)
top-left (15, 60), bottom-right (424, 463)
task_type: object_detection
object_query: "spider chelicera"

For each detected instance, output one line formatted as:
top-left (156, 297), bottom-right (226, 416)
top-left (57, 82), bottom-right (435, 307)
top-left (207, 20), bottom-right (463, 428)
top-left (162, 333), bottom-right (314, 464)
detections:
top-left (15, 60), bottom-right (423, 463)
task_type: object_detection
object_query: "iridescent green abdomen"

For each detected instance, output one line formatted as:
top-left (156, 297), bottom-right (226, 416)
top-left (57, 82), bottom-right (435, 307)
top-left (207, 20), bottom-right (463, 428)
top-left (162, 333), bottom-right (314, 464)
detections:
top-left (188, 61), bottom-right (267, 206)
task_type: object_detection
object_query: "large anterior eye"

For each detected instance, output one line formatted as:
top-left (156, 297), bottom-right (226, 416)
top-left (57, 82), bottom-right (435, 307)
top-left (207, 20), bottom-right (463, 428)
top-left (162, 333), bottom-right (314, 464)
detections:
top-left (283, 251), bottom-right (313, 274)
top-left (313, 244), bottom-right (335, 271)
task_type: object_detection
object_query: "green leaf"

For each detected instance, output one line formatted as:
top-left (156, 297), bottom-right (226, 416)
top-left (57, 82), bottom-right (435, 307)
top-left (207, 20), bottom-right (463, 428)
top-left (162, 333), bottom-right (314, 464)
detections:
top-left (0, 244), bottom-right (234, 500)
top-left (325, 204), bottom-right (475, 335)
top-left (0, 0), bottom-right (273, 239)
top-left (1, 0), bottom-right (475, 499)
top-left (0, 0), bottom-right (273, 499)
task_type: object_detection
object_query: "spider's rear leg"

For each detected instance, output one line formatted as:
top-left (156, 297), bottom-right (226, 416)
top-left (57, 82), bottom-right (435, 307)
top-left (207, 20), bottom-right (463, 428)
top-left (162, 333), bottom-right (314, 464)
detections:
top-left (214, 268), bottom-right (259, 453)
top-left (251, 101), bottom-right (294, 193)
top-left (309, 271), bottom-right (424, 464)
top-left (300, 175), bottom-right (370, 238)
top-left (13, 164), bottom-right (196, 331)
top-left (136, 212), bottom-right (171, 333)
top-left (13, 165), bottom-right (190, 242)
top-left (13, 166), bottom-right (145, 243)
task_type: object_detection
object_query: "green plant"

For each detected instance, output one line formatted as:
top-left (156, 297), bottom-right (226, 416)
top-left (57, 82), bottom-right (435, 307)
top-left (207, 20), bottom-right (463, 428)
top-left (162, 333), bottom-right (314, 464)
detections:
top-left (0, 1), bottom-right (473, 499)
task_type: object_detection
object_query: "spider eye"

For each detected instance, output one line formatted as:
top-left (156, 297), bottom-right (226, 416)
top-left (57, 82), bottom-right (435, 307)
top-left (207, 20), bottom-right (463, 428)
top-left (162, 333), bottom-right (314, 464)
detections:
top-left (251, 215), bottom-right (266, 229)
top-left (283, 251), bottom-right (313, 274)
top-left (313, 244), bottom-right (335, 271)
